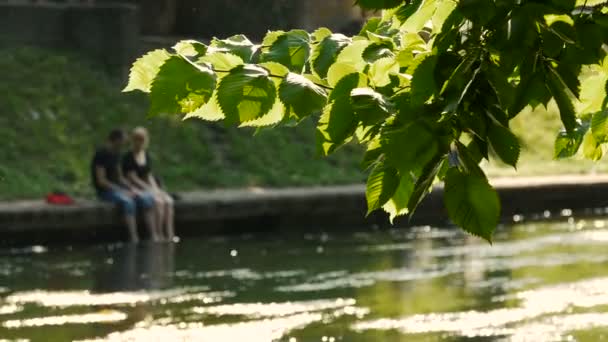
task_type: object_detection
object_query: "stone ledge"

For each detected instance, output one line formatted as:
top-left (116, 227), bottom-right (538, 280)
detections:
top-left (2, 176), bottom-right (608, 242)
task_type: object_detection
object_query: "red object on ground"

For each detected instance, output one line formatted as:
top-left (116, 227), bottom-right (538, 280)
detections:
top-left (46, 193), bottom-right (75, 205)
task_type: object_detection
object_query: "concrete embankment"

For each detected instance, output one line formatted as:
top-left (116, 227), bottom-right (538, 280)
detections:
top-left (1, 175), bottom-right (608, 244)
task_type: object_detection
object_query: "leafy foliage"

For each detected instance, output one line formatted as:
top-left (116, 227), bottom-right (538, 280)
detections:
top-left (125, 0), bottom-right (608, 242)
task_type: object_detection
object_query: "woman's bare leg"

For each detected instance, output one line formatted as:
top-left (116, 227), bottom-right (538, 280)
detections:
top-left (164, 194), bottom-right (175, 240)
top-left (154, 195), bottom-right (167, 241)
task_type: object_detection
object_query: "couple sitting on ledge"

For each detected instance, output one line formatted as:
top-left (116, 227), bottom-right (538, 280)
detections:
top-left (91, 128), bottom-right (174, 243)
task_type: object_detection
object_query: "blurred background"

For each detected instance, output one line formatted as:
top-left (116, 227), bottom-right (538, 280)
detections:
top-left (0, 0), bottom-right (604, 200)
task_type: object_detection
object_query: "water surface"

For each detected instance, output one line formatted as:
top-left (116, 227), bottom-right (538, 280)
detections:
top-left (2, 217), bottom-right (608, 341)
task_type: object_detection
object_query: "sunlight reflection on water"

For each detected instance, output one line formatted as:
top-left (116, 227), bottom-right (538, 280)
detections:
top-left (3, 219), bottom-right (608, 341)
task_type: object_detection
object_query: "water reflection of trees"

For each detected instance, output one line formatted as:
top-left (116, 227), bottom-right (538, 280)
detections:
top-left (352, 227), bottom-right (514, 341)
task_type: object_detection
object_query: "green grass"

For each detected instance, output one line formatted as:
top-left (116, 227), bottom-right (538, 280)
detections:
top-left (0, 46), bottom-right (604, 200)
top-left (485, 103), bottom-right (608, 177)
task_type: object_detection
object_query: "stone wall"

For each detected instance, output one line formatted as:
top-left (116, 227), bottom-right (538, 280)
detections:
top-left (0, 2), bottom-right (139, 74)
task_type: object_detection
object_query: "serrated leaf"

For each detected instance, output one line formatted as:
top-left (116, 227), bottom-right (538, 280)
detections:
top-left (312, 27), bottom-right (332, 42)
top-left (440, 50), bottom-right (480, 96)
top-left (583, 130), bottom-right (603, 161)
top-left (362, 43), bottom-right (395, 63)
top-left (362, 138), bottom-right (383, 169)
top-left (366, 162), bottom-right (400, 215)
top-left (217, 65), bottom-right (276, 125)
top-left (327, 62), bottom-right (359, 87)
top-left (279, 73), bottom-right (328, 120)
top-left (149, 56), bottom-right (216, 116)
top-left (336, 40), bottom-right (371, 72)
top-left (547, 65), bottom-right (577, 133)
top-left (592, 109), bottom-right (608, 143)
top-left (554, 123), bottom-right (588, 159)
top-left (351, 88), bottom-right (394, 125)
top-left (239, 99), bottom-right (285, 127)
top-left (578, 65), bottom-right (608, 113)
top-left (262, 31), bottom-right (285, 47)
top-left (124, 49), bottom-right (171, 93)
top-left (311, 34), bottom-right (351, 78)
top-left (444, 168), bottom-right (499, 243)
top-left (383, 174), bottom-right (416, 223)
top-left (431, 0), bottom-right (457, 31)
top-left (488, 123), bottom-right (520, 168)
top-left (173, 40), bottom-right (207, 57)
top-left (184, 91), bottom-right (224, 121)
top-left (199, 52), bottom-right (244, 72)
top-left (369, 57), bottom-right (400, 87)
top-left (261, 30), bottom-right (310, 73)
top-left (258, 62), bottom-right (290, 87)
top-left (316, 73), bottom-right (361, 155)
top-left (401, 0), bottom-right (437, 32)
top-left (409, 55), bottom-right (438, 105)
top-left (210, 35), bottom-right (258, 62)
top-left (408, 156), bottom-right (444, 215)
top-left (381, 121), bottom-right (439, 176)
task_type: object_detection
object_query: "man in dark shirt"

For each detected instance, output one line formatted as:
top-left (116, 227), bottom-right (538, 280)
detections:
top-left (91, 129), bottom-right (160, 243)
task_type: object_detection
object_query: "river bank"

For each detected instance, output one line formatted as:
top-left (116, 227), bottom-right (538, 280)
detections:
top-left (2, 175), bottom-right (608, 245)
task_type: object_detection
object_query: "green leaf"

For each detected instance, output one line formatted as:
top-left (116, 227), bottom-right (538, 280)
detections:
top-left (409, 55), bottom-right (438, 105)
top-left (440, 50), bottom-right (480, 96)
top-left (381, 121), bottom-right (439, 176)
top-left (258, 62), bottom-right (290, 87)
top-left (328, 62), bottom-right (359, 87)
top-left (408, 156), bottom-right (444, 215)
top-left (401, 0), bottom-right (438, 32)
top-left (184, 91), bottom-right (224, 121)
top-left (261, 30), bottom-right (310, 73)
top-left (173, 40), bottom-right (208, 57)
top-left (362, 43), bottom-right (395, 63)
top-left (547, 65), bottom-right (577, 133)
top-left (316, 73), bottom-right (362, 155)
top-left (583, 130), bottom-right (603, 161)
top-left (149, 56), bottom-right (216, 116)
top-left (239, 99), bottom-right (285, 127)
top-left (336, 40), bottom-right (372, 72)
top-left (217, 65), bottom-right (276, 125)
top-left (488, 123), bottom-right (521, 168)
top-left (279, 73), bottom-right (328, 120)
top-left (311, 34), bottom-right (351, 78)
top-left (592, 109), bottom-right (608, 143)
top-left (312, 27), bottom-right (332, 42)
top-left (124, 49), bottom-right (171, 93)
top-left (366, 162), bottom-right (400, 215)
top-left (210, 35), bottom-right (258, 62)
top-left (199, 53), bottom-right (244, 72)
top-left (444, 168), bottom-right (500, 243)
top-left (369, 57), bottom-right (400, 87)
top-left (362, 138), bottom-right (383, 169)
top-left (350, 88), bottom-right (394, 125)
top-left (383, 173), bottom-right (416, 223)
top-left (554, 123), bottom-right (588, 159)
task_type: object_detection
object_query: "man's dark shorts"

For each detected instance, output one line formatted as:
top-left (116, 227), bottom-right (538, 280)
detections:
top-left (98, 190), bottom-right (155, 216)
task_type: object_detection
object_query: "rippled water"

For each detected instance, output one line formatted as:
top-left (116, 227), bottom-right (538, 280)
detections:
top-left (2, 218), bottom-right (608, 341)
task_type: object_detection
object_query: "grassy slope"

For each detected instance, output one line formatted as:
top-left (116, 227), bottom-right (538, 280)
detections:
top-left (0, 47), bottom-right (604, 200)
top-left (0, 47), bottom-right (365, 200)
